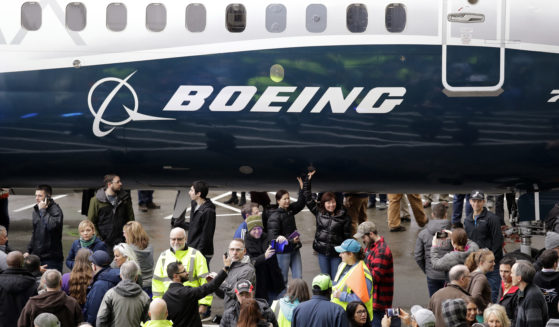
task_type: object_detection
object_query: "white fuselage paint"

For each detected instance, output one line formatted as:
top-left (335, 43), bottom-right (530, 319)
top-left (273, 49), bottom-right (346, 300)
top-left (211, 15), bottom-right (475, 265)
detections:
top-left (0, 0), bottom-right (558, 73)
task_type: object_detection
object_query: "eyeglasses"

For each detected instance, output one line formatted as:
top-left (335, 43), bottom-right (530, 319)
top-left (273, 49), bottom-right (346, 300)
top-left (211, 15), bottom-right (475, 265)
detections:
top-left (177, 270), bottom-right (186, 274)
top-left (170, 237), bottom-right (185, 242)
top-left (355, 310), bottom-right (367, 315)
top-left (229, 248), bottom-right (244, 252)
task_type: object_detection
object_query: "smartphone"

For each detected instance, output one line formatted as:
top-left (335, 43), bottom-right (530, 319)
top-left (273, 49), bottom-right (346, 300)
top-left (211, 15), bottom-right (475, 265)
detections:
top-left (436, 231), bottom-right (448, 239)
top-left (288, 230), bottom-right (300, 239)
top-left (386, 307), bottom-right (400, 317)
top-left (223, 251), bottom-right (228, 259)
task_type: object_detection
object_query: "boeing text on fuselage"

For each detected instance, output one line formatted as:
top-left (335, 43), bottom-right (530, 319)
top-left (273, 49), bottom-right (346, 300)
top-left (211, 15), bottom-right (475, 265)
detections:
top-left (88, 71), bottom-right (406, 137)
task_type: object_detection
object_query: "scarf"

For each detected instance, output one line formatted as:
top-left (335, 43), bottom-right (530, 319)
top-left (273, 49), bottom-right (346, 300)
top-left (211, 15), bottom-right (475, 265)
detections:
top-left (80, 235), bottom-right (97, 248)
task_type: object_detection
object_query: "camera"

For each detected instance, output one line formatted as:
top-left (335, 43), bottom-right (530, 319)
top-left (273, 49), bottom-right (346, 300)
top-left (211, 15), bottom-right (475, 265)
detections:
top-left (436, 231), bottom-right (448, 239)
top-left (386, 307), bottom-right (400, 317)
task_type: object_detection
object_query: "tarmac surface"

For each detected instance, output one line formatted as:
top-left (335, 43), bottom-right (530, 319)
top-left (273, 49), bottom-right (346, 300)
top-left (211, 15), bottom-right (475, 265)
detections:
top-left (5, 190), bottom-right (544, 324)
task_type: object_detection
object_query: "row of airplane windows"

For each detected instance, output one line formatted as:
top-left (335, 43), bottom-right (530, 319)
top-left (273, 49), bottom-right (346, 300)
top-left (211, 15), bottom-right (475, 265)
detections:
top-left (17, 2), bottom-right (407, 34)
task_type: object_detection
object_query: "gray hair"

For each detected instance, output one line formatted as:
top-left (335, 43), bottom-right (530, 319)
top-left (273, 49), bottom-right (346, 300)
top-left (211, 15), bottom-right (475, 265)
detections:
top-left (449, 264), bottom-right (469, 282)
top-left (34, 313), bottom-right (60, 327)
top-left (44, 269), bottom-right (62, 289)
top-left (0, 225), bottom-right (6, 236)
top-left (120, 261), bottom-right (140, 281)
top-left (113, 243), bottom-right (138, 263)
top-left (512, 260), bottom-right (535, 284)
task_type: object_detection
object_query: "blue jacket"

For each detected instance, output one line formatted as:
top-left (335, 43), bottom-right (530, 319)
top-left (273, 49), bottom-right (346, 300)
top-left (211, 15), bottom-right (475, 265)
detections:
top-left (292, 295), bottom-right (348, 327)
top-left (83, 267), bottom-right (120, 325)
top-left (65, 237), bottom-right (108, 269)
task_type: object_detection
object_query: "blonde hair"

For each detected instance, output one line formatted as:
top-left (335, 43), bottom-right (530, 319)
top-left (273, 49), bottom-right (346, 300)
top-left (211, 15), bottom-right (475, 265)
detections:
top-left (78, 220), bottom-right (95, 233)
top-left (123, 221), bottom-right (150, 250)
top-left (483, 304), bottom-right (510, 327)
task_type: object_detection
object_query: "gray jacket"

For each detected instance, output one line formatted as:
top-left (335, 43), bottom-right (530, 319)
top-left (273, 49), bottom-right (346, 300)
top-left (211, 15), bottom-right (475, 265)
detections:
top-left (96, 279), bottom-right (150, 327)
top-left (414, 219), bottom-right (451, 280)
top-left (131, 244), bottom-right (154, 289)
top-left (431, 239), bottom-right (479, 273)
top-left (215, 256), bottom-right (256, 311)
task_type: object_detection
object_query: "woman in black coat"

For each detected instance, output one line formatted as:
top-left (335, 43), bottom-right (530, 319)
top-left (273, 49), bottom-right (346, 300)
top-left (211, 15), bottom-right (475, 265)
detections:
top-left (304, 171), bottom-right (352, 280)
top-left (267, 177), bottom-right (306, 286)
top-left (244, 214), bottom-right (286, 304)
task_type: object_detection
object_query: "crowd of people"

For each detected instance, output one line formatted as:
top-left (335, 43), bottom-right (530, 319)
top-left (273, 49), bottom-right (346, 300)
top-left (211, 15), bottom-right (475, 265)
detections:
top-left (1, 172), bottom-right (559, 327)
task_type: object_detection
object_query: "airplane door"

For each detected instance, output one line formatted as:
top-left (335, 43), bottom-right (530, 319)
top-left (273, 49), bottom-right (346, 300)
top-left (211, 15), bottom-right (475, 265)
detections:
top-left (442, 0), bottom-right (506, 93)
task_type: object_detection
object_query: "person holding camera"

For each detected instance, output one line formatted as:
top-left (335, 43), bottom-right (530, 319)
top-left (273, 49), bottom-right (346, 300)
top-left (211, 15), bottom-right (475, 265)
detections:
top-left (26, 184), bottom-right (64, 273)
top-left (244, 214), bottom-right (285, 304)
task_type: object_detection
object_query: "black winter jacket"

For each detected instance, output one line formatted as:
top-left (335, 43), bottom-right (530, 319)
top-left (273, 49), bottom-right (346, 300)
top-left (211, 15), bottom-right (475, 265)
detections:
top-left (0, 268), bottom-right (38, 327)
top-left (28, 201), bottom-right (64, 261)
top-left (267, 189), bottom-right (305, 252)
top-left (464, 208), bottom-right (504, 264)
top-left (244, 232), bottom-right (286, 299)
top-left (303, 181), bottom-right (351, 257)
top-left (180, 199), bottom-right (216, 256)
top-left (88, 188), bottom-right (134, 249)
top-left (164, 269), bottom-right (228, 327)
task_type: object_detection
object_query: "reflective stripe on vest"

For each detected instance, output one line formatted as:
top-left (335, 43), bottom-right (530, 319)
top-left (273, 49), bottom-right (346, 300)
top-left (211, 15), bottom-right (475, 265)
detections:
top-left (188, 249), bottom-right (197, 282)
top-left (331, 261), bottom-right (374, 318)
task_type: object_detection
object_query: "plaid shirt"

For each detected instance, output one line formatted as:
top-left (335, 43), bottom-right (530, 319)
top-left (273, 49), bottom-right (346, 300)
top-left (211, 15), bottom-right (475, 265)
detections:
top-left (365, 236), bottom-right (394, 310)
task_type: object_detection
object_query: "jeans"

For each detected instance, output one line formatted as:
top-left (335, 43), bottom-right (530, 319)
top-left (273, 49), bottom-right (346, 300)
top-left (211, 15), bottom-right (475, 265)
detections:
top-left (318, 254), bottom-right (341, 280)
top-left (426, 277), bottom-right (446, 297)
top-left (452, 194), bottom-right (472, 225)
top-left (42, 259), bottom-right (63, 273)
top-left (486, 267), bottom-right (501, 303)
top-left (138, 190), bottom-right (154, 205)
top-left (276, 248), bottom-right (302, 285)
top-left (372, 309), bottom-right (401, 327)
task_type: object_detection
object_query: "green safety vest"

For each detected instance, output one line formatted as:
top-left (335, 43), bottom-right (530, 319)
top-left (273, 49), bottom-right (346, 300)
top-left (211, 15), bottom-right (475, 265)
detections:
top-left (331, 260), bottom-right (374, 318)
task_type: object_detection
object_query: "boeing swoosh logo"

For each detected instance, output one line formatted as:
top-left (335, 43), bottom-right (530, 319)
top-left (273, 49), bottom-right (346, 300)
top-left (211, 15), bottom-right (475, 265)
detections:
top-left (87, 71), bottom-right (174, 137)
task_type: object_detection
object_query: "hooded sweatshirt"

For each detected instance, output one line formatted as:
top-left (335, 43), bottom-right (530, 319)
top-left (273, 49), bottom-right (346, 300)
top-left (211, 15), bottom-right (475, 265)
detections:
top-left (84, 267), bottom-right (121, 325)
top-left (415, 219), bottom-right (452, 280)
top-left (131, 244), bottom-right (154, 289)
top-left (17, 290), bottom-right (83, 327)
top-left (96, 279), bottom-right (150, 327)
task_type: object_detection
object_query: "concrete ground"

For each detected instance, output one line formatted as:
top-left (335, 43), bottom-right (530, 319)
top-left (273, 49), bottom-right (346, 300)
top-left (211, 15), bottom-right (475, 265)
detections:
top-left (5, 190), bottom-right (543, 325)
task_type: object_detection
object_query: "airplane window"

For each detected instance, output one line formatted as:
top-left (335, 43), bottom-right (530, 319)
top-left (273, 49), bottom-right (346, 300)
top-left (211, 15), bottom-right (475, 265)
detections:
top-left (146, 3), bottom-right (166, 32)
top-left (21, 2), bottom-right (42, 31)
top-left (306, 4), bottom-right (327, 33)
top-left (66, 2), bottom-right (86, 32)
top-left (186, 4), bottom-right (206, 32)
top-left (347, 4), bottom-right (367, 33)
top-left (226, 4), bottom-right (246, 32)
top-left (266, 4), bottom-right (286, 33)
top-left (106, 3), bottom-right (127, 32)
top-left (385, 3), bottom-right (406, 33)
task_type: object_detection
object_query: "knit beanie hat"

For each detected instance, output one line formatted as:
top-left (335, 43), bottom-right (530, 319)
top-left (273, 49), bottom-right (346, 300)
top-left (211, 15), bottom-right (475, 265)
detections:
top-left (246, 215), bottom-right (263, 232)
top-left (546, 231), bottom-right (559, 249)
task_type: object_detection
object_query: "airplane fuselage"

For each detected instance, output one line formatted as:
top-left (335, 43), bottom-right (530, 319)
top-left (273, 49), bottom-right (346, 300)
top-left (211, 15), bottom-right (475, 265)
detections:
top-left (1, 0), bottom-right (559, 192)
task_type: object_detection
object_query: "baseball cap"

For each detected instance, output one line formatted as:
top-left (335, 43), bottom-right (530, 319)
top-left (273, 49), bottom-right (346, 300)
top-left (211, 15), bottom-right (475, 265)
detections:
top-left (470, 190), bottom-right (485, 200)
top-left (312, 274), bottom-right (332, 291)
top-left (411, 305), bottom-right (436, 327)
top-left (88, 250), bottom-right (111, 267)
top-left (335, 239), bottom-right (362, 253)
top-left (235, 279), bottom-right (253, 293)
top-left (354, 221), bottom-right (377, 238)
